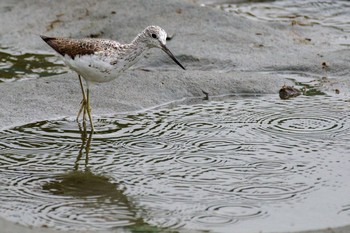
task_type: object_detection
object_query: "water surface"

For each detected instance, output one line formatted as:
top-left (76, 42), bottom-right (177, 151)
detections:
top-left (0, 48), bottom-right (66, 82)
top-left (202, 0), bottom-right (350, 46)
top-left (0, 94), bottom-right (350, 232)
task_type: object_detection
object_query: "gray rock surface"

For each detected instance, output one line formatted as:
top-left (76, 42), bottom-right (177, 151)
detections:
top-left (0, 0), bottom-right (349, 232)
top-left (0, 71), bottom-right (291, 129)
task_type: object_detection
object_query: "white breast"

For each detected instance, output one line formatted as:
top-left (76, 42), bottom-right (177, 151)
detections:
top-left (63, 54), bottom-right (122, 83)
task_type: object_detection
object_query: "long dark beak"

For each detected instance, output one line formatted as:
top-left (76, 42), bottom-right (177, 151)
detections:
top-left (161, 44), bottom-right (185, 70)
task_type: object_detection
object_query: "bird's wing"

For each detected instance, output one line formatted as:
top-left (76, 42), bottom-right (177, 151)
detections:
top-left (40, 36), bottom-right (121, 59)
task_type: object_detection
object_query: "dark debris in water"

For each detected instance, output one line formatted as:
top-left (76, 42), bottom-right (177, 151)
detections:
top-left (202, 89), bottom-right (210, 100)
top-left (280, 76), bottom-right (328, 99)
top-left (279, 85), bottom-right (301, 100)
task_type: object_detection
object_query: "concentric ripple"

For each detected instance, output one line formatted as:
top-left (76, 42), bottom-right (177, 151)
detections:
top-left (256, 113), bottom-right (347, 141)
top-left (192, 214), bottom-right (237, 225)
top-left (206, 0), bottom-right (350, 34)
top-left (230, 183), bottom-right (311, 201)
top-left (175, 154), bottom-right (225, 166)
top-left (185, 121), bottom-right (222, 130)
top-left (191, 138), bottom-right (242, 152)
top-left (120, 138), bottom-right (171, 151)
top-left (0, 94), bottom-right (350, 232)
top-left (206, 204), bottom-right (265, 219)
top-left (273, 116), bottom-right (338, 133)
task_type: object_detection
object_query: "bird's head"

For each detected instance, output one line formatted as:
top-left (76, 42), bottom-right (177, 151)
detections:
top-left (144, 25), bottom-right (167, 48)
top-left (142, 25), bottom-right (185, 70)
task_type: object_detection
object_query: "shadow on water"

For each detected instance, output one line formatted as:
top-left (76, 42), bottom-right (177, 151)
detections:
top-left (39, 122), bottom-right (175, 233)
top-left (42, 123), bottom-right (98, 198)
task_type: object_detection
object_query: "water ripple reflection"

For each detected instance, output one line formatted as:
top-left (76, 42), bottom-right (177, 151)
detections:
top-left (0, 95), bottom-right (350, 232)
top-left (206, 204), bottom-right (265, 219)
top-left (206, 0), bottom-right (350, 34)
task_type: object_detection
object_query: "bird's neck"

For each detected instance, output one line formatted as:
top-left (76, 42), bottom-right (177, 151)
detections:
top-left (124, 42), bottom-right (147, 61)
top-left (131, 30), bottom-right (147, 45)
top-left (116, 36), bottom-right (148, 70)
top-left (123, 33), bottom-right (149, 61)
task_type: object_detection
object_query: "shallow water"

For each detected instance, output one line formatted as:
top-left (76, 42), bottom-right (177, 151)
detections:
top-left (0, 48), bottom-right (66, 82)
top-left (0, 94), bottom-right (350, 232)
top-left (202, 0), bottom-right (350, 46)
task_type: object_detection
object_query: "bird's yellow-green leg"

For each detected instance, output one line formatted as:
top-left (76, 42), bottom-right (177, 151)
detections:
top-left (82, 100), bottom-right (88, 123)
top-left (86, 87), bottom-right (95, 132)
top-left (77, 75), bottom-right (88, 122)
top-left (77, 99), bottom-right (88, 122)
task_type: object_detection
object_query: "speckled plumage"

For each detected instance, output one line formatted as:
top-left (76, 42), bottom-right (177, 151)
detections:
top-left (40, 25), bottom-right (185, 132)
top-left (41, 26), bottom-right (184, 84)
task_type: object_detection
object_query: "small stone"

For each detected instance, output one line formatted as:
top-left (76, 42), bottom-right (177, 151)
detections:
top-left (279, 85), bottom-right (301, 100)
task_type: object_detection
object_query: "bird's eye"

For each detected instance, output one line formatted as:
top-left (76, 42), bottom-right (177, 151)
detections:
top-left (151, 33), bottom-right (157, 39)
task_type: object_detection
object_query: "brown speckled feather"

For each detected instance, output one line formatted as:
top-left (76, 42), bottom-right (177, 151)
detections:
top-left (40, 35), bottom-right (121, 59)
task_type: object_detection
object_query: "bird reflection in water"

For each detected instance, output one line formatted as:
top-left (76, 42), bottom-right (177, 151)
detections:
top-left (74, 121), bottom-right (93, 172)
top-left (40, 122), bottom-right (168, 232)
top-left (41, 123), bottom-right (119, 198)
